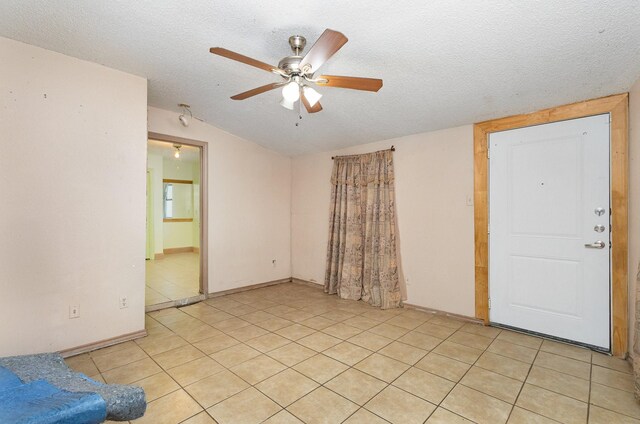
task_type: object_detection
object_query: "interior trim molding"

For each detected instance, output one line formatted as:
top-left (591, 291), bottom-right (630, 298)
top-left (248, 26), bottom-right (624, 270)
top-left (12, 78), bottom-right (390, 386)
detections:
top-left (402, 303), bottom-right (483, 325)
top-left (163, 178), bottom-right (193, 184)
top-left (163, 218), bottom-right (194, 223)
top-left (206, 278), bottom-right (293, 299)
top-left (291, 278), bottom-right (323, 289)
top-left (290, 278), bottom-right (482, 324)
top-left (163, 247), bottom-right (196, 254)
top-left (473, 93), bottom-right (629, 357)
top-left (59, 329), bottom-right (147, 358)
top-left (148, 131), bottom-right (209, 296)
top-left (145, 294), bottom-right (206, 313)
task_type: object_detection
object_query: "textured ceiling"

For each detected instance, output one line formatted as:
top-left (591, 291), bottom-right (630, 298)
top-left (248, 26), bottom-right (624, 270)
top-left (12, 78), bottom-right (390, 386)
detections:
top-left (2, 1), bottom-right (639, 155)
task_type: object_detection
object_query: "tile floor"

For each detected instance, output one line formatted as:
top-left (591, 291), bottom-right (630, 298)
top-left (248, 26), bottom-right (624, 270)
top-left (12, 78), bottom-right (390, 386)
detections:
top-left (67, 283), bottom-right (639, 424)
top-left (145, 252), bottom-right (200, 306)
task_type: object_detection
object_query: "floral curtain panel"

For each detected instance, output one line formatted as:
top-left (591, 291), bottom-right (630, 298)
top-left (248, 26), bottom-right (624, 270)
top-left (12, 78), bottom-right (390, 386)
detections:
top-left (324, 149), bottom-right (402, 309)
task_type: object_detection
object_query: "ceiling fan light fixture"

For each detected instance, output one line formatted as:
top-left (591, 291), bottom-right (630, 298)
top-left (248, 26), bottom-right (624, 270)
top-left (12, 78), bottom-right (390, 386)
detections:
top-left (280, 98), bottom-right (295, 110)
top-left (282, 81), bottom-right (300, 102)
top-left (210, 29), bottom-right (382, 114)
top-left (302, 86), bottom-right (322, 107)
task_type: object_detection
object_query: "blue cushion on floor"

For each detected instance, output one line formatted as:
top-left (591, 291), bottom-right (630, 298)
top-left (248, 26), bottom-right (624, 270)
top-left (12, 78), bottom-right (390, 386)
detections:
top-left (0, 365), bottom-right (23, 391)
top-left (0, 367), bottom-right (106, 424)
top-left (0, 353), bottom-right (146, 421)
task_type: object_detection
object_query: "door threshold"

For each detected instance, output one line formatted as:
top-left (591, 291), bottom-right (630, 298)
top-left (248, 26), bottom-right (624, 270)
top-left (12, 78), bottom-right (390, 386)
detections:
top-left (490, 322), bottom-right (611, 355)
top-left (145, 294), bottom-right (206, 312)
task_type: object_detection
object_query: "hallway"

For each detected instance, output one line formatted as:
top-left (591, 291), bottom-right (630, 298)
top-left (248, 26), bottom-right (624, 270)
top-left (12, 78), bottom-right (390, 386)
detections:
top-left (145, 252), bottom-right (200, 306)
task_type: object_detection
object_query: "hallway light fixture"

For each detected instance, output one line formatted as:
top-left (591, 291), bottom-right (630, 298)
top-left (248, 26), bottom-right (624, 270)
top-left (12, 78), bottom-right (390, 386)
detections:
top-left (178, 103), bottom-right (192, 127)
top-left (173, 144), bottom-right (182, 159)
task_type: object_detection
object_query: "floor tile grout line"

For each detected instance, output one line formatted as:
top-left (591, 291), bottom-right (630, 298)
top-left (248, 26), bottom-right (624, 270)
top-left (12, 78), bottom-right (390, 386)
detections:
top-left (587, 358), bottom-right (593, 423)
top-left (434, 331), bottom-right (513, 423)
top-left (349, 321), bottom-right (477, 420)
top-left (182, 300), bottom-right (422, 420)
top-left (83, 284), bottom-right (635, 423)
top-left (131, 326), bottom-right (216, 415)
top-left (521, 380), bottom-right (590, 405)
top-left (506, 345), bottom-right (541, 423)
top-left (318, 378), bottom-right (388, 423)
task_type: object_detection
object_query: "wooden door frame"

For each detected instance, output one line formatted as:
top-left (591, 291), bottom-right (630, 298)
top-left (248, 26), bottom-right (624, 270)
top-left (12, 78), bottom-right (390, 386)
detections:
top-left (148, 132), bottom-right (209, 296)
top-left (473, 93), bottom-right (629, 357)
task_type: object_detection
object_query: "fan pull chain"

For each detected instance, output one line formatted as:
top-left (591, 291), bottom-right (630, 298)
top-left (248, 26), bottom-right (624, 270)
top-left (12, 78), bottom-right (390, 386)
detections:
top-left (295, 94), bottom-right (302, 126)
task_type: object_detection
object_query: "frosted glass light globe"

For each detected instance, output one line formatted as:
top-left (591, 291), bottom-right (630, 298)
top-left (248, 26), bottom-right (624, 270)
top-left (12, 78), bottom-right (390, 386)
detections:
top-left (302, 86), bottom-right (322, 107)
top-left (282, 81), bottom-right (300, 102)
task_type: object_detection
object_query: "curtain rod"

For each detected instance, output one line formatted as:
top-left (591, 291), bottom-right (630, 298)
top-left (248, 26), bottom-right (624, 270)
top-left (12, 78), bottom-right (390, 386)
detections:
top-left (332, 146), bottom-right (395, 160)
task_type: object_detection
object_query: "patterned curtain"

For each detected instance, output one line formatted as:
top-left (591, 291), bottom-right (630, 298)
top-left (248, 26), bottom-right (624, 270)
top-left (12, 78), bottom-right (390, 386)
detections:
top-left (324, 149), bottom-right (402, 309)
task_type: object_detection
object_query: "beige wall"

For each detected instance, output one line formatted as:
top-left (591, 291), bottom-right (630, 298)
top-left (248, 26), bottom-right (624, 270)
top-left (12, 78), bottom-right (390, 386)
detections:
top-left (291, 125), bottom-right (476, 317)
top-left (2, 35), bottom-right (636, 356)
top-left (292, 92), bottom-right (640, 353)
top-left (147, 152), bottom-right (164, 255)
top-left (163, 222), bottom-right (194, 249)
top-left (0, 37), bottom-right (147, 355)
top-left (629, 79), bottom-right (640, 354)
top-left (148, 107), bottom-right (292, 293)
top-left (163, 156), bottom-right (196, 180)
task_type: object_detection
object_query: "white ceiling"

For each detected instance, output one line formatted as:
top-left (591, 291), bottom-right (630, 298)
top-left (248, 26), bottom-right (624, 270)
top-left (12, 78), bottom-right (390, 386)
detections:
top-left (2, 1), bottom-right (639, 155)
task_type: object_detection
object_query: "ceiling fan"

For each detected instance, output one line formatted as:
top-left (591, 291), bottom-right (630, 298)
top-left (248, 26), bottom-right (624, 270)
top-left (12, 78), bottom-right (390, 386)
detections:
top-left (210, 29), bottom-right (383, 113)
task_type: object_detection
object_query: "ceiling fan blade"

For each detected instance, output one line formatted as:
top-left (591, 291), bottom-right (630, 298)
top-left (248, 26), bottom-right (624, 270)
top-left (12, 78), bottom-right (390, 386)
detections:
top-left (210, 47), bottom-right (278, 73)
top-left (300, 29), bottom-right (348, 74)
top-left (301, 93), bottom-right (323, 113)
top-left (230, 82), bottom-right (285, 100)
top-left (316, 75), bottom-right (383, 92)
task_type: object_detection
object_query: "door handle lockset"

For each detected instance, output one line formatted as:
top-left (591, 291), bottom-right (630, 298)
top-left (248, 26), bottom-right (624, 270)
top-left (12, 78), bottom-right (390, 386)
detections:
top-left (584, 241), bottom-right (606, 249)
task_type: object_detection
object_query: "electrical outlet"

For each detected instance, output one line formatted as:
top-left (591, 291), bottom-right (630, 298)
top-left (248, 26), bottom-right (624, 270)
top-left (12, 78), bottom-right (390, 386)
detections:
top-left (119, 296), bottom-right (128, 309)
top-left (69, 305), bottom-right (80, 319)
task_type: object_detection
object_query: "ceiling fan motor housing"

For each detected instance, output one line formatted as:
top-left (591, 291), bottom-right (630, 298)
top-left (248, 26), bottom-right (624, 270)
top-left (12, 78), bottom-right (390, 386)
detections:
top-left (278, 35), bottom-right (307, 76)
top-left (278, 55), bottom-right (303, 75)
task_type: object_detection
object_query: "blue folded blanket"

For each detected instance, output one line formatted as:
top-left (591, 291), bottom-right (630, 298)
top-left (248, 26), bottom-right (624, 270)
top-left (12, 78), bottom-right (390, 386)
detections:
top-left (0, 366), bottom-right (106, 424)
top-left (0, 353), bottom-right (146, 422)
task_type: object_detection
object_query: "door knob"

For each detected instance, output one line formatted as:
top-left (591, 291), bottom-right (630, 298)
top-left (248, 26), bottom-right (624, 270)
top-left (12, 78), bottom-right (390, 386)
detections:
top-left (584, 241), bottom-right (606, 249)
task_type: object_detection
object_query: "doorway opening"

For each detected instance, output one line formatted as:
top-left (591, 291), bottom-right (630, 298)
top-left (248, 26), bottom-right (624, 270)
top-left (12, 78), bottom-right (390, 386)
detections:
top-left (488, 114), bottom-right (611, 351)
top-left (145, 134), bottom-right (208, 310)
top-left (473, 93), bottom-right (628, 357)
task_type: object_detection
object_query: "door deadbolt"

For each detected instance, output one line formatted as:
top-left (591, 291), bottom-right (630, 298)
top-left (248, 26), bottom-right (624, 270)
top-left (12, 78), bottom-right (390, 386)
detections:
top-left (594, 207), bottom-right (606, 216)
top-left (594, 225), bottom-right (605, 233)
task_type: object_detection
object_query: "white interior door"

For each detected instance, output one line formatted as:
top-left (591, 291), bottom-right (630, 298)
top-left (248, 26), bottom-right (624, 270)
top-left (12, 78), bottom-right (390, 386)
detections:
top-left (489, 114), bottom-right (610, 350)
